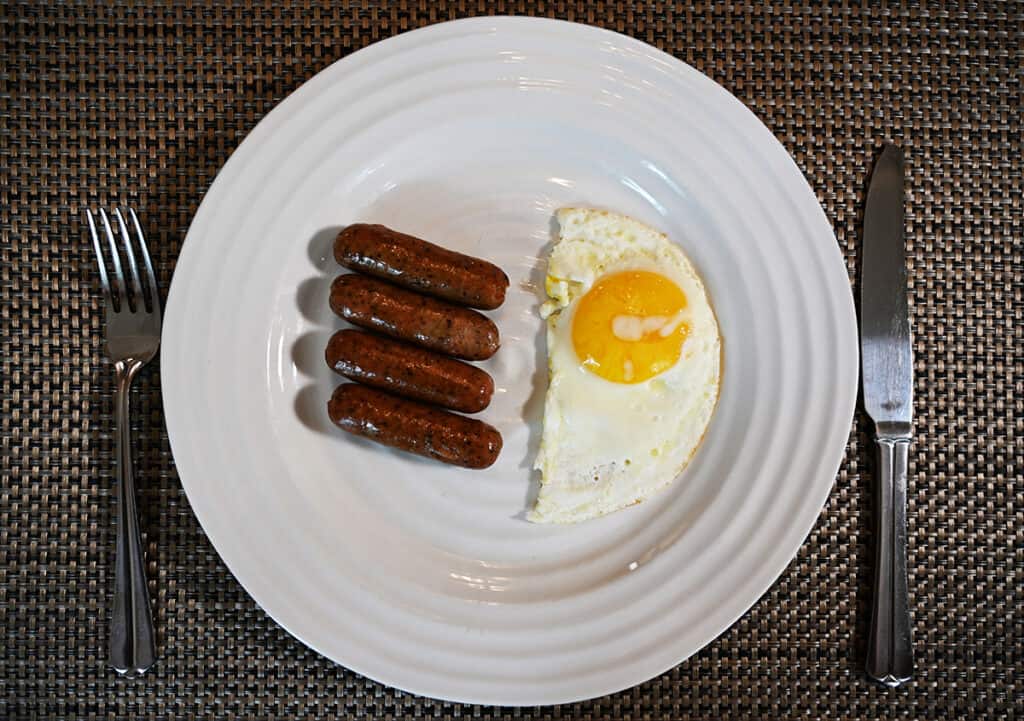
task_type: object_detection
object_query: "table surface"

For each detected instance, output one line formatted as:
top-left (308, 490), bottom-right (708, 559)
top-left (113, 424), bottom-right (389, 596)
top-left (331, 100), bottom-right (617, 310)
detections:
top-left (2, 2), bottom-right (1021, 719)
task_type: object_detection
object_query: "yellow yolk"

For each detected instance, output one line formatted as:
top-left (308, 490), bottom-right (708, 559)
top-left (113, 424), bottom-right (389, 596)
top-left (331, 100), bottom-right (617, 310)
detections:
top-left (572, 270), bottom-right (690, 383)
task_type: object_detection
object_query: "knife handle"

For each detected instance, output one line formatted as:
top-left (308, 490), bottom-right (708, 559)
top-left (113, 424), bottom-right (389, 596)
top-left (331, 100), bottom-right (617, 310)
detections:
top-left (866, 434), bottom-right (914, 687)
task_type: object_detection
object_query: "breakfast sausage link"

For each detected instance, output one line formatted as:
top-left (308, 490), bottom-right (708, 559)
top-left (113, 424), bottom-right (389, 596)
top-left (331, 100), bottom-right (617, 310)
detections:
top-left (328, 383), bottom-right (502, 469)
top-left (329, 273), bottom-right (500, 361)
top-left (335, 224), bottom-right (509, 310)
top-left (325, 329), bottom-right (494, 413)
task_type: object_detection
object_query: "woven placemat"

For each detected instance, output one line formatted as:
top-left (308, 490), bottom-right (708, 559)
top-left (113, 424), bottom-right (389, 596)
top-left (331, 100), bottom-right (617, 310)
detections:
top-left (1, 2), bottom-right (1020, 719)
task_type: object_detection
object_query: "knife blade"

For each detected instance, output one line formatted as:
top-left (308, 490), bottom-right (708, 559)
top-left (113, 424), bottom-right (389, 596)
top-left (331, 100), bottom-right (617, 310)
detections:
top-left (861, 142), bottom-right (914, 687)
top-left (862, 143), bottom-right (913, 433)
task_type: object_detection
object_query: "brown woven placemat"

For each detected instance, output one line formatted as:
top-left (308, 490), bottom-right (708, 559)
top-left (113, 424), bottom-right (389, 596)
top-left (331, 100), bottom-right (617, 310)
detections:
top-left (1, 1), bottom-right (1021, 719)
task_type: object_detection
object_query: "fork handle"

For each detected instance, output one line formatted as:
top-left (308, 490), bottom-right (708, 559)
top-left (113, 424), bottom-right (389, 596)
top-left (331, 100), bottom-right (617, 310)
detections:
top-left (866, 434), bottom-right (913, 687)
top-left (109, 359), bottom-right (157, 675)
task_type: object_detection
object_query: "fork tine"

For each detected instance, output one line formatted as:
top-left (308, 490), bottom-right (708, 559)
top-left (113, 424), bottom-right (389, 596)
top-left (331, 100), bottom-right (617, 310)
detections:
top-left (128, 208), bottom-right (159, 313)
top-left (98, 209), bottom-right (126, 307)
top-left (85, 210), bottom-right (113, 304)
top-left (114, 208), bottom-right (144, 311)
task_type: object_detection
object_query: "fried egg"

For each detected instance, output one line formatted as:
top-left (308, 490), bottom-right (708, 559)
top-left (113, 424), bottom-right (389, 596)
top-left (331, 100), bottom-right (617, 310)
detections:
top-left (529, 208), bottom-right (721, 524)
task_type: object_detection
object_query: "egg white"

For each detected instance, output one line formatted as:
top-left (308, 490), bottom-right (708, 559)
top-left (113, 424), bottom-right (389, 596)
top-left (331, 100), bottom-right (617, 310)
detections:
top-left (529, 208), bottom-right (721, 524)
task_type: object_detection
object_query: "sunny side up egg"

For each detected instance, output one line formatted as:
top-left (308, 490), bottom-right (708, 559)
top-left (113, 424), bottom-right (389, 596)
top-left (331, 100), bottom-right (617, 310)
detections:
top-left (529, 208), bottom-right (722, 524)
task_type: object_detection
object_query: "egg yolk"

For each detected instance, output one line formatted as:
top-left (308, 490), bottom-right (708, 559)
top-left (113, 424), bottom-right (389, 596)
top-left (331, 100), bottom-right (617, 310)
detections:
top-left (572, 270), bottom-right (689, 383)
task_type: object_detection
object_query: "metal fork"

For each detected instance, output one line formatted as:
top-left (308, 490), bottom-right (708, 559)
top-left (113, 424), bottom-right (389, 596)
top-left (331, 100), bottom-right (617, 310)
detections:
top-left (86, 207), bottom-right (160, 675)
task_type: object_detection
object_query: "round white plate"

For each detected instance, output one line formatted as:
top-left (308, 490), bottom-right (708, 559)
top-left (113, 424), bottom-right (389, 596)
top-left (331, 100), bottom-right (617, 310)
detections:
top-left (162, 17), bottom-right (857, 705)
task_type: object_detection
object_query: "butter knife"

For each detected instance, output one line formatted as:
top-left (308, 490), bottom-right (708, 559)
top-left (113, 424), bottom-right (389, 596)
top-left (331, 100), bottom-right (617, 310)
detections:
top-left (861, 142), bottom-right (914, 686)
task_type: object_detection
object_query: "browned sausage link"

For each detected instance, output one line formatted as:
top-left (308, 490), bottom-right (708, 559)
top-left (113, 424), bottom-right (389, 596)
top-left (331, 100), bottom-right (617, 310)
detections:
top-left (329, 274), bottom-right (500, 361)
top-left (325, 329), bottom-right (494, 413)
top-left (335, 224), bottom-right (510, 310)
top-left (328, 384), bottom-right (502, 469)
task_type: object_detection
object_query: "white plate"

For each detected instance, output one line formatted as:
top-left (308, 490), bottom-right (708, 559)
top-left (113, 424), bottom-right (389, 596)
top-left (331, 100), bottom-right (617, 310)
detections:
top-left (162, 17), bottom-right (857, 705)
